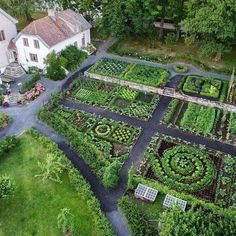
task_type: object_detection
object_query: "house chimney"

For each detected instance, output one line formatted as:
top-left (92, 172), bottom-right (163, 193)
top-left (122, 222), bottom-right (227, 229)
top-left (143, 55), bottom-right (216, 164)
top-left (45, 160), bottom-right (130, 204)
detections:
top-left (48, 9), bottom-right (56, 17)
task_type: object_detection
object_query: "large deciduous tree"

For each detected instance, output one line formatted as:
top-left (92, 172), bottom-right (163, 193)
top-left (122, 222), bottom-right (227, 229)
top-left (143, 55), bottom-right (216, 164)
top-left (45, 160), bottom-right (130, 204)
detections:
top-left (182, 0), bottom-right (236, 60)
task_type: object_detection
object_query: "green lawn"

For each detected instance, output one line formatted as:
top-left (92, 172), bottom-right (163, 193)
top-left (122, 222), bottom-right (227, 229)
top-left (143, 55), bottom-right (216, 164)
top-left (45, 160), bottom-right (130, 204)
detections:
top-left (109, 36), bottom-right (236, 75)
top-left (0, 133), bottom-right (100, 236)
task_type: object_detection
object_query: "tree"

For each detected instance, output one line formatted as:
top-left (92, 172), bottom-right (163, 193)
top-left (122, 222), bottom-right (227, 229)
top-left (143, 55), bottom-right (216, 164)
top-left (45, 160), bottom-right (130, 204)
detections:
top-left (44, 51), bottom-right (66, 81)
top-left (57, 208), bottom-right (74, 236)
top-left (35, 153), bottom-right (66, 183)
top-left (60, 45), bottom-right (87, 72)
top-left (99, 0), bottom-right (130, 38)
top-left (159, 206), bottom-right (236, 236)
top-left (0, 175), bottom-right (15, 198)
top-left (5, 0), bottom-right (35, 21)
top-left (102, 160), bottom-right (121, 188)
top-left (182, 0), bottom-right (236, 60)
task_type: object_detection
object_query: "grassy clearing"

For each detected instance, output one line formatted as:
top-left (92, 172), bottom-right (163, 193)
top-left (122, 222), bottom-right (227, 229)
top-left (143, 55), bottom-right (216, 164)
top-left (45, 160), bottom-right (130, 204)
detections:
top-left (109, 36), bottom-right (236, 75)
top-left (0, 133), bottom-right (101, 236)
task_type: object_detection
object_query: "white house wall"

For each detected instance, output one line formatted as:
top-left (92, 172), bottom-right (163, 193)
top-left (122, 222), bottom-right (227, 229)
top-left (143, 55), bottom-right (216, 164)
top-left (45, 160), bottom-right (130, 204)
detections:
top-left (0, 12), bottom-right (17, 72)
top-left (50, 29), bottom-right (91, 53)
top-left (15, 35), bottom-right (49, 70)
top-left (16, 29), bottom-right (91, 70)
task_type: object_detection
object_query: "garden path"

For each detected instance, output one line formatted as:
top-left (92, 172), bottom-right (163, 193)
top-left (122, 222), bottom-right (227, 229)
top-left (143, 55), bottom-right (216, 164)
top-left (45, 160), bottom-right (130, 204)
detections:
top-left (0, 37), bottom-right (235, 236)
top-left (104, 53), bottom-right (231, 80)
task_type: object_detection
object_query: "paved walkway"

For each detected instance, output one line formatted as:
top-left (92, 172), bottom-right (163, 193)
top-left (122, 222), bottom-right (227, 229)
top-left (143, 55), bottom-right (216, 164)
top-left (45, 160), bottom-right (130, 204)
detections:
top-left (0, 38), bottom-right (235, 236)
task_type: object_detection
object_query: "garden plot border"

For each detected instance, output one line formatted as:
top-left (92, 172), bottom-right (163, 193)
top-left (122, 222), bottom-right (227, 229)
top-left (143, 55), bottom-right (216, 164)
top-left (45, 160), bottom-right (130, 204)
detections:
top-left (85, 71), bottom-right (163, 94)
top-left (85, 71), bottom-right (236, 113)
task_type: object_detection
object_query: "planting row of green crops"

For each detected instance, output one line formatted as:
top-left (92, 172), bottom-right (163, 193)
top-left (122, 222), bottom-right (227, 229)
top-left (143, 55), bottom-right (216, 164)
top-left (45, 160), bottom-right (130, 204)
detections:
top-left (67, 77), bottom-right (158, 120)
top-left (162, 99), bottom-right (236, 145)
top-left (88, 58), bottom-right (170, 88)
top-left (38, 104), bottom-right (140, 189)
top-left (181, 75), bottom-right (228, 102)
top-left (135, 134), bottom-right (236, 209)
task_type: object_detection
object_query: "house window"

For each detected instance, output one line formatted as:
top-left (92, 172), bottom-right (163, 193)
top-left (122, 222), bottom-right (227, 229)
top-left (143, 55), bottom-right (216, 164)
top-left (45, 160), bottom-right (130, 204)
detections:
top-left (23, 38), bottom-right (29, 47)
top-left (0, 30), bottom-right (6, 41)
top-left (34, 40), bottom-right (40, 49)
top-left (74, 41), bottom-right (78, 47)
top-left (82, 34), bottom-right (85, 47)
top-left (30, 53), bottom-right (38, 62)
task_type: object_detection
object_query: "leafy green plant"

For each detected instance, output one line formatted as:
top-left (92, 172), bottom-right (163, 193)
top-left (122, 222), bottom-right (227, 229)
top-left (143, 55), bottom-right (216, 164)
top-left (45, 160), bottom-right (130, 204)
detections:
top-left (0, 175), bottom-right (15, 198)
top-left (60, 45), bottom-right (88, 72)
top-left (57, 208), bottom-right (74, 236)
top-left (35, 153), bottom-right (67, 183)
top-left (0, 112), bottom-right (11, 130)
top-left (44, 51), bottom-right (66, 81)
top-left (21, 69), bottom-right (41, 93)
top-left (102, 160), bottom-right (121, 188)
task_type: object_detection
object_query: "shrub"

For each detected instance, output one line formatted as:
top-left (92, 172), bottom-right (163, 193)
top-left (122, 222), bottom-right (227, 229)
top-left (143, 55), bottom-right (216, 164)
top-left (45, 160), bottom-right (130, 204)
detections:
top-left (102, 160), bottom-right (121, 188)
top-left (0, 136), bottom-right (17, 157)
top-left (35, 153), bottom-right (68, 183)
top-left (60, 45), bottom-right (88, 72)
top-left (159, 206), bottom-right (236, 236)
top-left (119, 196), bottom-right (158, 235)
top-left (0, 94), bottom-right (4, 105)
top-left (44, 51), bottom-right (66, 81)
top-left (57, 208), bottom-right (74, 236)
top-left (20, 71), bottom-right (41, 93)
top-left (0, 175), bottom-right (15, 198)
top-left (165, 33), bottom-right (176, 45)
top-left (0, 112), bottom-right (11, 129)
top-left (173, 65), bottom-right (188, 73)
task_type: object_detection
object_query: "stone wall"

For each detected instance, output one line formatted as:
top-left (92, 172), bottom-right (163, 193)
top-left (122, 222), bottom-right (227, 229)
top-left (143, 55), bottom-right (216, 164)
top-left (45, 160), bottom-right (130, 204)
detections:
top-left (85, 71), bottom-right (236, 113)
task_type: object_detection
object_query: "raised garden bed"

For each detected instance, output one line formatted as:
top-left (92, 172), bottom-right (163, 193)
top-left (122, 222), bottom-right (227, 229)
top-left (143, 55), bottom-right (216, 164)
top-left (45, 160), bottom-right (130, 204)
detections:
top-left (180, 75), bottom-right (228, 102)
top-left (67, 77), bottom-right (159, 120)
top-left (162, 99), bottom-right (236, 145)
top-left (88, 58), bottom-right (171, 88)
top-left (38, 104), bottom-right (141, 188)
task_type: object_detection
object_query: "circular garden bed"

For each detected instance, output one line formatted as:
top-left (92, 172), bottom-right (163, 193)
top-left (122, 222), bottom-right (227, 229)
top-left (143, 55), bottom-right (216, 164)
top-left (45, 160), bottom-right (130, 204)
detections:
top-left (151, 145), bottom-right (215, 192)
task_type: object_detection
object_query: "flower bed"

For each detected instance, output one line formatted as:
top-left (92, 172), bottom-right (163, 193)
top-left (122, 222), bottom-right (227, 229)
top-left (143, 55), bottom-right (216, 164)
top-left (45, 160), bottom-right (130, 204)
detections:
top-left (88, 58), bottom-right (171, 88)
top-left (181, 75), bottom-right (228, 102)
top-left (173, 64), bottom-right (188, 73)
top-left (162, 99), bottom-right (236, 145)
top-left (68, 77), bottom-right (159, 120)
top-left (38, 104), bottom-right (141, 188)
top-left (136, 134), bottom-right (235, 206)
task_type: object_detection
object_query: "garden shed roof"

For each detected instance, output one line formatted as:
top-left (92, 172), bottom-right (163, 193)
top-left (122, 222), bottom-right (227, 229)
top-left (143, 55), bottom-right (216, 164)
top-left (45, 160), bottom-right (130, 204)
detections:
top-left (154, 22), bottom-right (185, 31)
top-left (163, 194), bottom-right (187, 211)
top-left (135, 184), bottom-right (158, 202)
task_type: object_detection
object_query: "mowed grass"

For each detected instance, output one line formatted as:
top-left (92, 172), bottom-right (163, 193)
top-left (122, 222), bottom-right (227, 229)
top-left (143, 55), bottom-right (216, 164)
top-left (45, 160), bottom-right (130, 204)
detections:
top-left (0, 133), bottom-right (100, 236)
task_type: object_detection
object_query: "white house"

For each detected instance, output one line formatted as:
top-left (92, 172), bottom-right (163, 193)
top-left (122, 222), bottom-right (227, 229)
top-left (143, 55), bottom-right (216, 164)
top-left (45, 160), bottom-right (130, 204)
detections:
top-left (14, 9), bottom-right (92, 70)
top-left (0, 8), bottom-right (18, 73)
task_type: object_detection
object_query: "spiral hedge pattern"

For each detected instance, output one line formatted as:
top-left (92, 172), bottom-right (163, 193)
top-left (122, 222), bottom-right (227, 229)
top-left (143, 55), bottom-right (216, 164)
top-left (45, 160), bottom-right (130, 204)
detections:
top-left (152, 145), bottom-right (215, 192)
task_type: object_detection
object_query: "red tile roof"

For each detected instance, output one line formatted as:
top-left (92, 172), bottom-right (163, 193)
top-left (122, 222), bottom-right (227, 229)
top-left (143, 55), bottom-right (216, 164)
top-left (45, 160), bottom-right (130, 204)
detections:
top-left (21, 10), bottom-right (91, 47)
